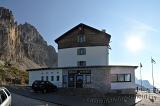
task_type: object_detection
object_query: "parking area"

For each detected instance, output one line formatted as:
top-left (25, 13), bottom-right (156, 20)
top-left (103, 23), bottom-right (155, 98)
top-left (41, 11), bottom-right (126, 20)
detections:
top-left (11, 93), bottom-right (58, 106)
top-left (5, 85), bottom-right (160, 106)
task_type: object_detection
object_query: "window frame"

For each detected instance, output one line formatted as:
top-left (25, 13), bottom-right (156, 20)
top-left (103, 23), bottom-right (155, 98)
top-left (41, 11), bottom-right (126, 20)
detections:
top-left (124, 74), bottom-right (131, 82)
top-left (46, 76), bottom-right (48, 81)
top-left (85, 75), bottom-right (91, 84)
top-left (51, 76), bottom-right (54, 81)
top-left (77, 48), bottom-right (86, 55)
top-left (77, 35), bottom-right (86, 43)
top-left (63, 75), bottom-right (68, 84)
top-left (117, 74), bottom-right (125, 82)
top-left (77, 61), bottom-right (86, 67)
top-left (111, 74), bottom-right (131, 82)
top-left (56, 76), bottom-right (60, 81)
top-left (41, 76), bottom-right (44, 81)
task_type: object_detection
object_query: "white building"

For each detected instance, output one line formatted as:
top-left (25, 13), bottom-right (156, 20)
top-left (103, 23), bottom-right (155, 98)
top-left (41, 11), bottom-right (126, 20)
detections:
top-left (58, 46), bottom-right (109, 67)
top-left (28, 68), bottom-right (63, 87)
top-left (27, 23), bottom-right (138, 94)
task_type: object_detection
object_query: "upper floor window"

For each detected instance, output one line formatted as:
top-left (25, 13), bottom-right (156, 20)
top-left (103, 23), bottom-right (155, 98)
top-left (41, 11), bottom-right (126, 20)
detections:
top-left (77, 61), bottom-right (86, 67)
top-left (77, 48), bottom-right (86, 55)
top-left (77, 35), bottom-right (85, 43)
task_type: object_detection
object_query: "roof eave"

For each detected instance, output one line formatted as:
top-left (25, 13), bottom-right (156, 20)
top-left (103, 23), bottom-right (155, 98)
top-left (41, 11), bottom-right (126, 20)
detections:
top-left (54, 23), bottom-right (111, 43)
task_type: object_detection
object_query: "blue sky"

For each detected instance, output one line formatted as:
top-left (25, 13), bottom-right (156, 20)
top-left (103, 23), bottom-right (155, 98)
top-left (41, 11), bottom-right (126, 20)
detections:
top-left (1, 0), bottom-right (160, 88)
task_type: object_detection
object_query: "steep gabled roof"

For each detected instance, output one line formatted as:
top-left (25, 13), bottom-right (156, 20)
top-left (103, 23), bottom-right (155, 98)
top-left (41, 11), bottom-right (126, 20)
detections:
top-left (55, 23), bottom-right (111, 43)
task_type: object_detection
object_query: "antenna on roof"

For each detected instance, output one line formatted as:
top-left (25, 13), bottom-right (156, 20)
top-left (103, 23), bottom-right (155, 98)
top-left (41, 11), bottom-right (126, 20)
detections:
top-left (101, 29), bottom-right (106, 32)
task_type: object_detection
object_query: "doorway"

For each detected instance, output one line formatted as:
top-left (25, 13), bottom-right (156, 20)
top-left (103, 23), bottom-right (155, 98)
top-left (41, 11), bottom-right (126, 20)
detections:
top-left (68, 75), bottom-right (74, 88)
top-left (76, 75), bottom-right (83, 88)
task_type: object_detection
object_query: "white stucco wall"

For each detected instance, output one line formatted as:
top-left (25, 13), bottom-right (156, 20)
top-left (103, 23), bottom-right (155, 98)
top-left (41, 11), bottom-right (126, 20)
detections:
top-left (110, 66), bottom-right (136, 90)
top-left (28, 69), bottom-right (62, 87)
top-left (58, 46), bottom-right (109, 67)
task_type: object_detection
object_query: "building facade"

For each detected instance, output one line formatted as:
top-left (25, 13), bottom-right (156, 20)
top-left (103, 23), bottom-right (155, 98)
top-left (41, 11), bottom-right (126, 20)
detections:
top-left (27, 23), bottom-right (137, 93)
top-left (28, 68), bottom-right (63, 87)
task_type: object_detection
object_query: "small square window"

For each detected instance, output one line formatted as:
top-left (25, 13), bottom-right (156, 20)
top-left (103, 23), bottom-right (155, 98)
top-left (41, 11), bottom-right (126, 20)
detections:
top-left (77, 48), bottom-right (86, 55)
top-left (77, 61), bottom-right (86, 67)
top-left (77, 35), bottom-right (85, 43)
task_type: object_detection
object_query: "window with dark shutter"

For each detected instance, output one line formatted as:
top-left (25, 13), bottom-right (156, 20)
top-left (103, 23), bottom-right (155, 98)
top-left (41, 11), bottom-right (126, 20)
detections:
top-left (77, 35), bottom-right (85, 43)
top-left (77, 48), bottom-right (86, 55)
top-left (77, 61), bottom-right (86, 66)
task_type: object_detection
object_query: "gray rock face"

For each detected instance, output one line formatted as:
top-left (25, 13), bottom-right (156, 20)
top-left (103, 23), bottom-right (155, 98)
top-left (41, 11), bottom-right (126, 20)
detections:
top-left (0, 7), bottom-right (57, 69)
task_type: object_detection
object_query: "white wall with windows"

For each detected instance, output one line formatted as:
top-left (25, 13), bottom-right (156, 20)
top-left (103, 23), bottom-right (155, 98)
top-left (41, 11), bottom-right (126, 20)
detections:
top-left (28, 69), bottom-right (63, 87)
top-left (58, 46), bottom-right (109, 67)
top-left (110, 66), bottom-right (136, 90)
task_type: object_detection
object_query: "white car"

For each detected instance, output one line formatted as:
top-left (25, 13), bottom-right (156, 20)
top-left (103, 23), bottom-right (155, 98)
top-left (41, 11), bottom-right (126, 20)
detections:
top-left (0, 87), bottom-right (11, 106)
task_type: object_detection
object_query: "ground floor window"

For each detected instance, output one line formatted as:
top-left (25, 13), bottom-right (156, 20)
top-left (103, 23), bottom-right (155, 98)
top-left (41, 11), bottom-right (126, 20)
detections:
top-left (111, 74), bottom-right (131, 82)
top-left (67, 70), bottom-right (91, 88)
top-left (51, 76), bottom-right (54, 81)
top-left (85, 75), bottom-right (91, 84)
top-left (56, 76), bottom-right (60, 81)
top-left (125, 74), bottom-right (131, 81)
top-left (46, 76), bottom-right (48, 81)
top-left (41, 76), bottom-right (44, 81)
top-left (63, 75), bottom-right (67, 84)
top-left (117, 74), bottom-right (125, 82)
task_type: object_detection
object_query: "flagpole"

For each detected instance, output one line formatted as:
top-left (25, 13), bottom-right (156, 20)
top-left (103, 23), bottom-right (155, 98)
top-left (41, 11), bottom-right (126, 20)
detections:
top-left (140, 64), bottom-right (142, 91)
top-left (152, 58), bottom-right (155, 93)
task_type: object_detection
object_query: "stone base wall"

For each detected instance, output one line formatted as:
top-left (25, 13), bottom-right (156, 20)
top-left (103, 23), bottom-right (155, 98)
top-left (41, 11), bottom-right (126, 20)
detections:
top-left (91, 67), bottom-right (111, 93)
top-left (61, 67), bottom-right (136, 94)
top-left (109, 89), bottom-right (136, 94)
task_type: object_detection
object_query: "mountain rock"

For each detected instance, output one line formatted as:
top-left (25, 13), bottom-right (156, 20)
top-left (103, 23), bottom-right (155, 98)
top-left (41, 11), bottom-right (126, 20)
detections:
top-left (135, 78), bottom-right (153, 89)
top-left (0, 7), bottom-right (57, 69)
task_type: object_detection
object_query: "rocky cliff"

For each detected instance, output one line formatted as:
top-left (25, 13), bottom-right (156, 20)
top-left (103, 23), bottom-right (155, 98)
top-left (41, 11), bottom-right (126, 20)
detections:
top-left (0, 7), bottom-right (57, 70)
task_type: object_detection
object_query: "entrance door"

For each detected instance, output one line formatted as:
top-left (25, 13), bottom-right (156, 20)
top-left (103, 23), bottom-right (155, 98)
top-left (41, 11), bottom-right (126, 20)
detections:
top-left (68, 75), bottom-right (75, 88)
top-left (76, 75), bottom-right (83, 88)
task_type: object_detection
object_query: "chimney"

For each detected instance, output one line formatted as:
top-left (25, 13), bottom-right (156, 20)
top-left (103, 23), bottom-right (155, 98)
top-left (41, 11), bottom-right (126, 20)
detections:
top-left (101, 29), bottom-right (106, 33)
